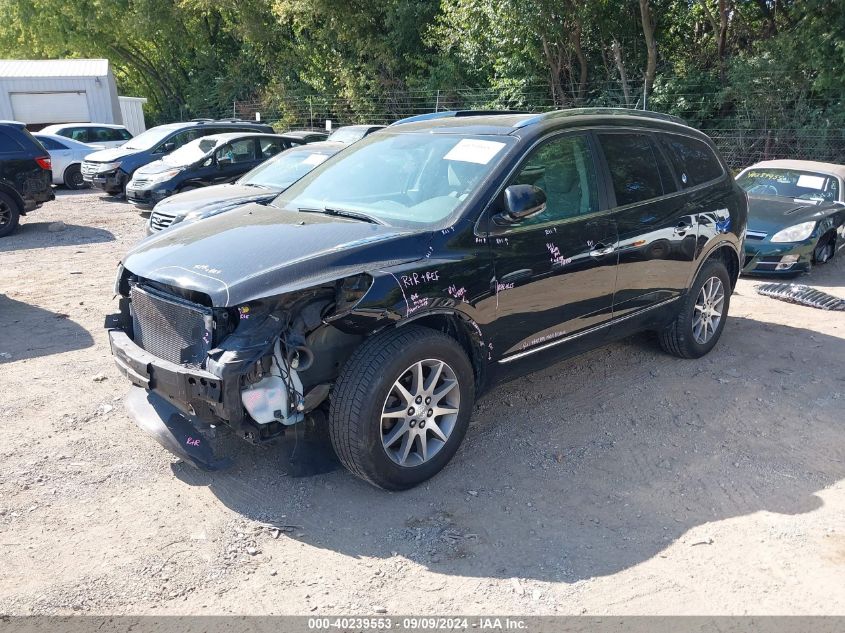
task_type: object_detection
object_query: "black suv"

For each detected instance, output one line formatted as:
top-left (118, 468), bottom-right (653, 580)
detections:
top-left (0, 121), bottom-right (54, 238)
top-left (107, 109), bottom-right (746, 490)
top-left (82, 119), bottom-right (274, 195)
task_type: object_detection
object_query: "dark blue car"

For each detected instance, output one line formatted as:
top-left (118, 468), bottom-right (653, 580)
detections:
top-left (81, 119), bottom-right (274, 196)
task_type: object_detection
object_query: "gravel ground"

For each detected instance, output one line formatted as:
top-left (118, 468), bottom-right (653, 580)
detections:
top-left (0, 189), bottom-right (843, 615)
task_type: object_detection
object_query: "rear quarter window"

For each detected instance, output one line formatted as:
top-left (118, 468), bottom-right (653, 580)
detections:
top-left (37, 136), bottom-right (67, 150)
top-left (660, 133), bottom-right (724, 187)
top-left (0, 129), bottom-right (24, 152)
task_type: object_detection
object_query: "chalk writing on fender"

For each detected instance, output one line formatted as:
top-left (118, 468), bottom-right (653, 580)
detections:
top-left (407, 293), bottom-right (430, 315)
top-left (400, 270), bottom-right (440, 288)
top-left (496, 282), bottom-right (515, 292)
top-left (186, 436), bottom-right (201, 447)
top-left (447, 285), bottom-right (468, 302)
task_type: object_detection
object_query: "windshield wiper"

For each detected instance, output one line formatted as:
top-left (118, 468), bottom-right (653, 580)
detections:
top-left (298, 207), bottom-right (384, 224)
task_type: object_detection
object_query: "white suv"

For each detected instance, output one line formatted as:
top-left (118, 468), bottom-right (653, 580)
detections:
top-left (39, 123), bottom-right (132, 149)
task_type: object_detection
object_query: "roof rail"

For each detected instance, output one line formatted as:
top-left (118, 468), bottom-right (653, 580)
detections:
top-left (191, 118), bottom-right (214, 123)
top-left (512, 107), bottom-right (687, 128)
top-left (390, 109), bottom-right (529, 126)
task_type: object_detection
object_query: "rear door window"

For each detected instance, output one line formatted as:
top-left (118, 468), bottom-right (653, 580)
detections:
top-left (258, 138), bottom-right (288, 159)
top-left (66, 127), bottom-right (91, 143)
top-left (660, 133), bottom-right (724, 187)
top-left (597, 132), bottom-right (670, 207)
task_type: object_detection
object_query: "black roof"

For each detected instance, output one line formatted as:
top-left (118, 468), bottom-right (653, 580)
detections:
top-left (390, 108), bottom-right (693, 138)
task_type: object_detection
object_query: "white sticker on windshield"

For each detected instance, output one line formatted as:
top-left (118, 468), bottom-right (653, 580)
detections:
top-left (302, 153), bottom-right (329, 166)
top-left (796, 174), bottom-right (825, 190)
top-left (444, 139), bottom-right (506, 165)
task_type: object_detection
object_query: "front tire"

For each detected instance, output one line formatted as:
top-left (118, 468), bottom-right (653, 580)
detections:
top-left (658, 259), bottom-right (731, 359)
top-left (0, 191), bottom-right (21, 238)
top-left (813, 231), bottom-right (836, 265)
top-left (63, 164), bottom-right (87, 189)
top-left (329, 325), bottom-right (475, 490)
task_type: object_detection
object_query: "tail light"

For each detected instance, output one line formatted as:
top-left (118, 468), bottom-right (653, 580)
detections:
top-left (35, 156), bottom-right (52, 170)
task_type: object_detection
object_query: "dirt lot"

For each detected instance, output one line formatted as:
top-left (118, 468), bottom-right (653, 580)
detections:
top-left (1, 189), bottom-right (844, 615)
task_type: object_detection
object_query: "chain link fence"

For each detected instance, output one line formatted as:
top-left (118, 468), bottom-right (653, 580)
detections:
top-left (182, 83), bottom-right (845, 171)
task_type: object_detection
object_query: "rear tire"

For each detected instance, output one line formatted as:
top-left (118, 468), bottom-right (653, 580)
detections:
top-left (659, 259), bottom-right (731, 359)
top-left (329, 325), bottom-right (475, 490)
top-left (0, 192), bottom-right (21, 238)
top-left (63, 164), bottom-right (87, 190)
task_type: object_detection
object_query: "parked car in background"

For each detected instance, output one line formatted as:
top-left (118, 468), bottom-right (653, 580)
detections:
top-left (326, 124), bottom-right (385, 144)
top-left (82, 119), bottom-right (274, 196)
top-left (40, 123), bottom-right (132, 149)
top-left (34, 133), bottom-right (103, 189)
top-left (147, 140), bottom-right (344, 232)
top-left (0, 120), bottom-right (54, 237)
top-left (283, 129), bottom-right (329, 144)
top-left (126, 133), bottom-right (305, 208)
top-left (736, 159), bottom-right (845, 275)
top-left (107, 108), bottom-right (746, 489)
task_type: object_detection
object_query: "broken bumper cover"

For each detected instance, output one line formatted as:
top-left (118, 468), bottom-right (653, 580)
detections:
top-left (108, 328), bottom-right (224, 408)
top-left (125, 385), bottom-right (232, 471)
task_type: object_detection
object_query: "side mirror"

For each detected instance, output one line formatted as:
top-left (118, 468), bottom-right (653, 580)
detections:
top-left (496, 184), bottom-right (547, 223)
top-left (161, 141), bottom-right (176, 153)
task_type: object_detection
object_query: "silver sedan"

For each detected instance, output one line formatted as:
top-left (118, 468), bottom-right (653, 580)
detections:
top-left (33, 133), bottom-right (104, 190)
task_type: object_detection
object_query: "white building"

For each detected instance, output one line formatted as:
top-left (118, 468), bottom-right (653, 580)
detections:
top-left (0, 58), bottom-right (147, 134)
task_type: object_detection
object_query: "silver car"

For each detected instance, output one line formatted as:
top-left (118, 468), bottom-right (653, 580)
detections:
top-left (34, 133), bottom-right (103, 189)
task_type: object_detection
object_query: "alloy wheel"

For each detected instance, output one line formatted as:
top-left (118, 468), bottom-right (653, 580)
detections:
top-left (692, 276), bottom-right (725, 344)
top-left (0, 200), bottom-right (10, 227)
top-left (380, 359), bottom-right (461, 467)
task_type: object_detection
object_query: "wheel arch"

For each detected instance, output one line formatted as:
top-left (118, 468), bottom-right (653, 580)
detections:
top-left (693, 241), bottom-right (740, 290)
top-left (813, 228), bottom-right (838, 264)
top-left (62, 161), bottom-right (81, 181)
top-left (0, 182), bottom-right (26, 214)
top-left (397, 309), bottom-right (488, 392)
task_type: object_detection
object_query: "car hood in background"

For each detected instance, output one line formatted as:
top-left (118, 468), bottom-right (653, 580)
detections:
top-left (153, 183), bottom-right (279, 220)
top-left (83, 146), bottom-right (140, 162)
top-left (746, 194), bottom-right (841, 233)
top-left (123, 203), bottom-right (429, 306)
top-left (135, 159), bottom-right (184, 176)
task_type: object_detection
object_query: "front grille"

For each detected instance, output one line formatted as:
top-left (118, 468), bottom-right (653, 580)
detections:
top-left (81, 162), bottom-right (98, 176)
top-left (130, 285), bottom-right (213, 366)
top-left (130, 177), bottom-right (151, 187)
top-left (149, 210), bottom-right (177, 231)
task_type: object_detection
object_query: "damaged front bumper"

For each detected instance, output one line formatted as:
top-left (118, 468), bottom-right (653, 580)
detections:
top-left (124, 385), bottom-right (232, 470)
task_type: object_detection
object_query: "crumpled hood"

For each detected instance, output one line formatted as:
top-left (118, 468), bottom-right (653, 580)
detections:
top-left (747, 194), bottom-right (839, 233)
top-left (153, 183), bottom-right (278, 221)
top-left (83, 146), bottom-right (140, 163)
top-left (123, 203), bottom-right (429, 306)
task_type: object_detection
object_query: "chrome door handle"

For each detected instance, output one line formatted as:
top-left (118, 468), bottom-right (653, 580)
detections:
top-left (589, 244), bottom-right (615, 257)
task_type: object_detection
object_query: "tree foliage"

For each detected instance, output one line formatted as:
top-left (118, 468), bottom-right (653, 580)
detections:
top-left (0, 0), bottom-right (842, 132)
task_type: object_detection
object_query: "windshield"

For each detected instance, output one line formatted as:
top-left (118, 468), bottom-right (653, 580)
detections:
top-left (162, 138), bottom-right (218, 167)
top-left (272, 132), bottom-right (514, 227)
top-left (240, 148), bottom-right (335, 189)
top-left (327, 127), bottom-right (367, 144)
top-left (122, 126), bottom-right (182, 151)
top-left (737, 168), bottom-right (840, 202)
